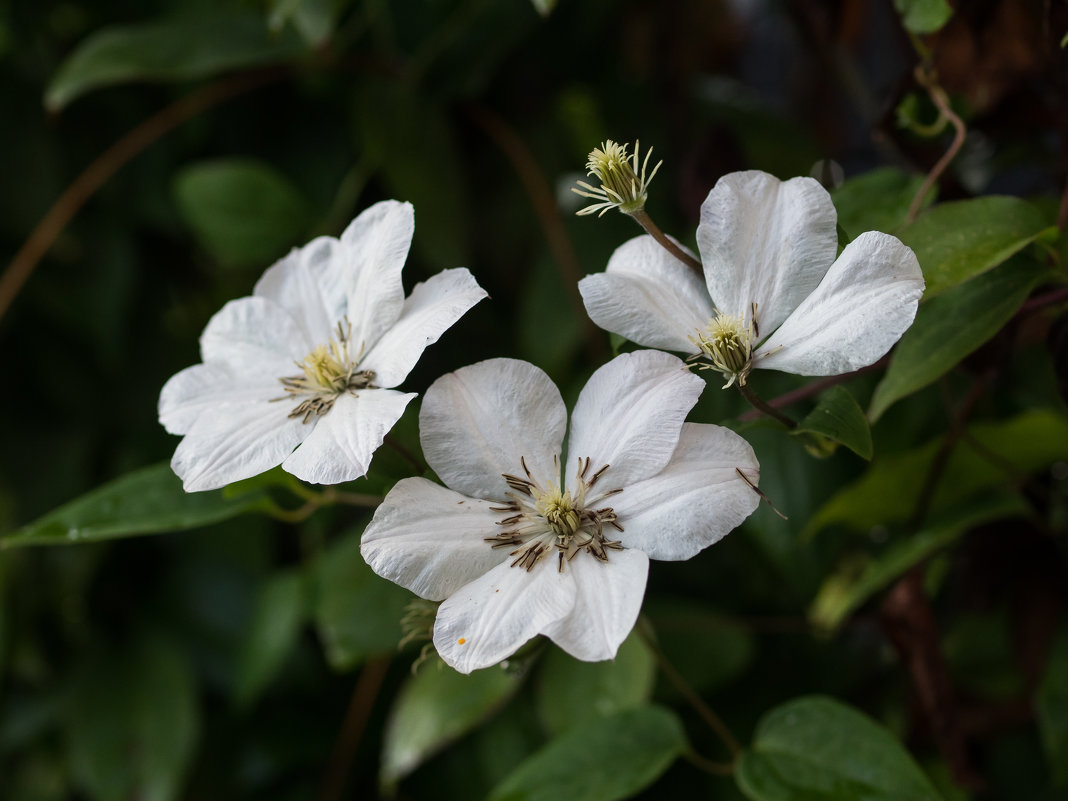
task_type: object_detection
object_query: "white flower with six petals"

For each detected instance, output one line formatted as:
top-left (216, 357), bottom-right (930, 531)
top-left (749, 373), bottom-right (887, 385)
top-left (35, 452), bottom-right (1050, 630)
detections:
top-left (579, 170), bottom-right (925, 387)
top-left (159, 200), bottom-right (487, 491)
top-left (361, 350), bottom-right (760, 674)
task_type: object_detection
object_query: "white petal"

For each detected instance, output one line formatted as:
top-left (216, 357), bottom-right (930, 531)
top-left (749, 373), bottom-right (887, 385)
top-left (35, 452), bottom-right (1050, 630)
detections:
top-left (697, 171), bottom-right (837, 335)
top-left (361, 268), bottom-right (487, 388)
top-left (361, 477), bottom-right (507, 601)
top-left (613, 423), bottom-right (760, 561)
top-left (253, 236), bottom-right (344, 347)
top-left (754, 231), bottom-right (925, 376)
top-left (200, 296), bottom-right (307, 377)
top-left (170, 400), bottom-right (307, 491)
top-left (158, 363), bottom-right (278, 435)
top-left (339, 200), bottom-right (415, 355)
top-left (543, 548), bottom-right (648, 662)
top-left (282, 389), bottom-right (415, 485)
top-left (433, 559), bottom-right (577, 674)
top-left (578, 235), bottom-right (713, 353)
top-left (420, 359), bottom-right (566, 500)
top-left (566, 351), bottom-right (703, 490)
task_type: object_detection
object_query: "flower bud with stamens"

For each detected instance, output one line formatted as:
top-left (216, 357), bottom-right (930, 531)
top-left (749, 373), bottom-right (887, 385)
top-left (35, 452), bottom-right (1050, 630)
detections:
top-left (572, 139), bottom-right (662, 217)
top-left (691, 312), bottom-right (755, 389)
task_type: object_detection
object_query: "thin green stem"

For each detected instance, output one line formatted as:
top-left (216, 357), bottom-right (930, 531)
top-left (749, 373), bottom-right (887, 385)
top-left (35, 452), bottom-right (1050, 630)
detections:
top-left (637, 626), bottom-right (741, 760)
top-left (628, 209), bottom-right (704, 273)
top-left (738, 383), bottom-right (798, 429)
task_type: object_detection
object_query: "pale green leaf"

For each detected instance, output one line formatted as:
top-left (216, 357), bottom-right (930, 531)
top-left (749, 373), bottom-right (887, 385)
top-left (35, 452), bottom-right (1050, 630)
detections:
top-left (831, 167), bottom-right (926, 237)
top-left (536, 630), bottom-right (654, 735)
top-left (804, 409), bottom-right (1068, 538)
top-left (870, 257), bottom-right (1047, 421)
top-left (897, 196), bottom-right (1052, 299)
top-left (173, 158), bottom-right (312, 270)
top-left (894, 0), bottom-right (954, 34)
top-left (531, 0), bottom-right (558, 16)
top-left (793, 386), bottom-right (873, 460)
top-left (809, 493), bottom-right (1029, 633)
top-left (382, 663), bottom-right (522, 787)
top-left (486, 706), bottom-right (687, 801)
top-left (2, 462), bottom-right (271, 548)
top-left (737, 696), bottom-right (945, 801)
top-left (45, 11), bottom-right (305, 110)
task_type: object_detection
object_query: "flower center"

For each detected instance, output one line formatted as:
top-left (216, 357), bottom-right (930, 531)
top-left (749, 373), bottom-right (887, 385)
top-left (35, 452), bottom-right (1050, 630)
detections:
top-left (277, 320), bottom-right (375, 422)
top-left (572, 139), bottom-right (662, 217)
top-left (690, 310), bottom-right (756, 388)
top-left (485, 456), bottom-right (624, 572)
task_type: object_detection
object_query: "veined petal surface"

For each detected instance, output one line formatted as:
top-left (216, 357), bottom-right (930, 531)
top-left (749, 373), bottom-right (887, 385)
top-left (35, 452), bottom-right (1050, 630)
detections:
top-left (281, 389), bottom-right (415, 485)
top-left (362, 268), bottom-right (487, 388)
top-left (567, 350), bottom-right (703, 489)
top-left (421, 359), bottom-right (567, 500)
top-left (199, 296), bottom-right (307, 377)
top-left (361, 478), bottom-right (507, 601)
top-left (434, 560), bottom-right (577, 674)
top-left (698, 171), bottom-right (837, 335)
top-left (254, 236), bottom-right (344, 347)
top-left (339, 200), bottom-right (415, 356)
top-left (614, 423), bottom-right (760, 561)
top-left (755, 231), bottom-right (924, 376)
top-left (579, 235), bottom-right (712, 353)
top-left (543, 548), bottom-right (648, 662)
top-left (158, 363), bottom-right (279, 436)
top-left (171, 400), bottom-right (306, 492)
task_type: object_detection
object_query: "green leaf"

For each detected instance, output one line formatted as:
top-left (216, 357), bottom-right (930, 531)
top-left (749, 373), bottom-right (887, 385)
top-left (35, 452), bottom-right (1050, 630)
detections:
top-left (804, 409), bottom-right (1068, 538)
top-left (737, 696), bottom-right (945, 801)
top-left (269, 0), bottom-right (347, 45)
top-left (234, 569), bottom-right (308, 708)
top-left (2, 462), bottom-right (271, 548)
top-left (66, 637), bottom-right (199, 801)
top-left (897, 196), bottom-right (1053, 299)
top-left (486, 706), bottom-right (688, 801)
top-left (831, 167), bottom-right (926, 237)
top-left (536, 630), bottom-right (655, 736)
top-left (530, 0), bottom-right (558, 16)
top-left (793, 386), bottom-right (873, 460)
top-left (809, 492), bottom-right (1029, 633)
top-left (173, 158), bottom-right (312, 270)
top-left (869, 257), bottom-right (1047, 420)
top-left (45, 10), bottom-right (306, 110)
top-left (894, 0), bottom-right (954, 34)
top-left (313, 526), bottom-right (413, 671)
top-left (1038, 627), bottom-right (1068, 786)
top-left (381, 663), bottom-right (523, 787)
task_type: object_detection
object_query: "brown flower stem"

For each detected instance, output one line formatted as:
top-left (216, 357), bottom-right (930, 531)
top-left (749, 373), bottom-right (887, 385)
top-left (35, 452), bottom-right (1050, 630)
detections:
top-left (683, 750), bottom-right (735, 776)
top-left (628, 208), bottom-right (704, 273)
top-left (738, 383), bottom-right (798, 429)
top-left (319, 656), bottom-right (392, 801)
top-left (638, 626), bottom-right (741, 761)
top-left (0, 67), bottom-right (287, 323)
top-left (905, 67), bottom-right (967, 224)
top-left (737, 358), bottom-right (888, 423)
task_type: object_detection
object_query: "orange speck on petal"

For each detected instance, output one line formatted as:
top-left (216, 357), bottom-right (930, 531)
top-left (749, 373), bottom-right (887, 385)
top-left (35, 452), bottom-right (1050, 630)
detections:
top-left (458, 637), bottom-right (467, 645)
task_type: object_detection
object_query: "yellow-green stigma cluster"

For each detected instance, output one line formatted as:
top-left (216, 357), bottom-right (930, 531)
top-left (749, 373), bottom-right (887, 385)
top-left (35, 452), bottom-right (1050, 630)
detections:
top-left (278, 320), bottom-right (374, 422)
top-left (572, 139), bottom-right (662, 217)
top-left (485, 457), bottom-right (624, 572)
top-left (691, 312), bottom-right (755, 389)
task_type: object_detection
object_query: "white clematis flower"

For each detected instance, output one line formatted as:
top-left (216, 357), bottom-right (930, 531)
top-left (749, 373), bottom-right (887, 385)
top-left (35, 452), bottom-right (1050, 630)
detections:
top-left (361, 350), bottom-right (760, 674)
top-left (159, 200), bottom-right (487, 491)
top-left (578, 170), bottom-right (925, 388)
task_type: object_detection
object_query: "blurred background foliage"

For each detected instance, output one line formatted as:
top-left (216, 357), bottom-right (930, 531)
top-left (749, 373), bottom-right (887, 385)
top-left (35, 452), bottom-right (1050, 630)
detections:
top-left (1, 0), bottom-right (1068, 799)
